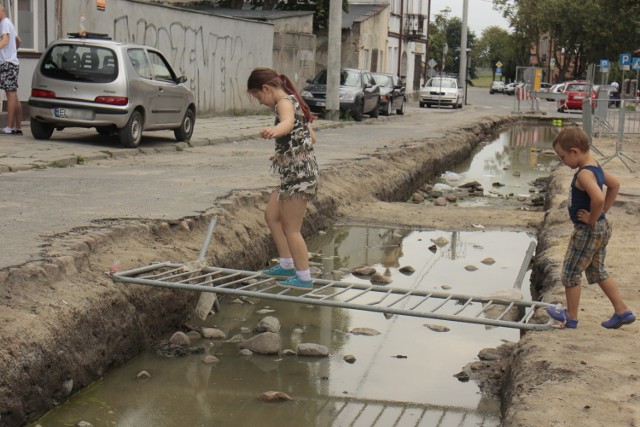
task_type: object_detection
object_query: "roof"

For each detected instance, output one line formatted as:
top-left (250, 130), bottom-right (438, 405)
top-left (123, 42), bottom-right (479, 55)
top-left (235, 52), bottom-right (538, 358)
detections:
top-left (178, 4), bottom-right (314, 20)
top-left (342, 4), bottom-right (388, 29)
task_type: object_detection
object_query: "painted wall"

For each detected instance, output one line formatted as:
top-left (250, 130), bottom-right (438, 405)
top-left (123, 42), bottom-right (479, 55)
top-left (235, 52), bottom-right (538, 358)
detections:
top-left (59, 0), bottom-right (274, 114)
top-left (273, 31), bottom-right (316, 91)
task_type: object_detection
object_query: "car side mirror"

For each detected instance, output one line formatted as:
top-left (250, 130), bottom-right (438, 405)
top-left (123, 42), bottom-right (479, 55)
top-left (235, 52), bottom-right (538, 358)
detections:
top-left (394, 85), bottom-right (403, 89)
top-left (365, 83), bottom-right (372, 89)
top-left (176, 76), bottom-right (187, 84)
top-left (306, 79), bottom-right (313, 84)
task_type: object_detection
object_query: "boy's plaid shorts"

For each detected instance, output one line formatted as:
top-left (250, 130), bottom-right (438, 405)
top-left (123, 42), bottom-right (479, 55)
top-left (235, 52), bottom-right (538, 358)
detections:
top-left (561, 219), bottom-right (611, 287)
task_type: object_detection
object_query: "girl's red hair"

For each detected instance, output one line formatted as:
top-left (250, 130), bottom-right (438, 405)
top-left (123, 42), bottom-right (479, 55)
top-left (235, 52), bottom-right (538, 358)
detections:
top-left (247, 67), bottom-right (315, 122)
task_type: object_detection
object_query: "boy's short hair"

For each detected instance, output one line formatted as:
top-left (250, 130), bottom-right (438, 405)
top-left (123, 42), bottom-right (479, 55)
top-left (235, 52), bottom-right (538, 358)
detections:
top-left (553, 126), bottom-right (590, 152)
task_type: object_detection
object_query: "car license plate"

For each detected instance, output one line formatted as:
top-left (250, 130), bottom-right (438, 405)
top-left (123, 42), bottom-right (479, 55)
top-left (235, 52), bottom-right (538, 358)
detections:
top-left (54, 107), bottom-right (94, 120)
top-left (574, 95), bottom-right (584, 100)
top-left (316, 101), bottom-right (326, 107)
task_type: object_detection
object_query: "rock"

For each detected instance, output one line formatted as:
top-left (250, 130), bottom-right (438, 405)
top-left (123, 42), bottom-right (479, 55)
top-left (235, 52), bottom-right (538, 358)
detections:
top-left (428, 244), bottom-right (437, 253)
top-left (429, 190), bottom-right (444, 198)
top-left (430, 236), bottom-right (449, 246)
top-left (200, 327), bottom-right (226, 339)
top-left (239, 348), bottom-right (253, 356)
top-left (350, 327), bottom-right (381, 336)
top-left (239, 332), bottom-right (281, 355)
top-left (492, 182), bottom-right (505, 187)
top-left (434, 197), bottom-right (447, 206)
top-left (240, 327), bottom-right (252, 334)
top-left (282, 349), bottom-right (297, 356)
top-left (256, 308), bottom-right (276, 315)
top-left (512, 171), bottom-right (521, 177)
top-left (481, 257), bottom-right (496, 265)
top-left (459, 180), bottom-right (482, 189)
top-left (202, 355), bottom-right (220, 365)
top-left (370, 273), bottom-right (392, 285)
top-left (478, 348), bottom-right (501, 361)
top-left (465, 265), bottom-right (479, 271)
top-left (256, 316), bottom-right (281, 333)
top-left (344, 355), bottom-right (356, 364)
top-left (352, 266), bottom-right (377, 276)
top-left (186, 330), bottom-right (202, 340)
top-left (446, 194), bottom-right (458, 203)
top-left (424, 324), bottom-right (450, 333)
top-left (261, 391), bottom-right (292, 402)
top-left (169, 331), bottom-right (190, 347)
top-left (399, 265), bottom-right (415, 275)
top-left (136, 370), bottom-right (151, 380)
top-left (441, 284), bottom-right (452, 290)
top-left (454, 371), bottom-right (470, 382)
top-left (297, 343), bottom-right (329, 357)
top-left (225, 334), bottom-right (246, 343)
top-left (531, 195), bottom-right (544, 206)
top-left (76, 422), bottom-right (94, 427)
top-left (61, 379), bottom-right (73, 397)
top-left (412, 192), bottom-right (425, 202)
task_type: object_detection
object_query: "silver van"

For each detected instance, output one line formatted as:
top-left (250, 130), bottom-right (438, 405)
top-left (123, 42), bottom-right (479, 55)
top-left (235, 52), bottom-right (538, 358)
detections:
top-left (28, 35), bottom-right (196, 148)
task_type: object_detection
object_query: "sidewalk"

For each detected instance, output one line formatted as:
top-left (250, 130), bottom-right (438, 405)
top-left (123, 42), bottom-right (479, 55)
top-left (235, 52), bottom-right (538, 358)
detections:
top-left (0, 115), bottom-right (354, 173)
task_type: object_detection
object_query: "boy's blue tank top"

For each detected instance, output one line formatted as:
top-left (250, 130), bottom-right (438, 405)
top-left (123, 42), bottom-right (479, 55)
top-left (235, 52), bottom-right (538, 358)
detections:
top-left (568, 164), bottom-right (605, 224)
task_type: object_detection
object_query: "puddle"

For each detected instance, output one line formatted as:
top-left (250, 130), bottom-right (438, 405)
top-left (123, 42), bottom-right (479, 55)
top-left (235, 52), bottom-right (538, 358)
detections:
top-left (33, 226), bottom-right (535, 427)
top-left (437, 124), bottom-right (560, 206)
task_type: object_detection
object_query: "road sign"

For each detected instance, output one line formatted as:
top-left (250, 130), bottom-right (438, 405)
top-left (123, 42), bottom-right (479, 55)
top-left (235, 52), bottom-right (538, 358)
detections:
top-left (632, 57), bottom-right (640, 71)
top-left (428, 58), bottom-right (437, 69)
top-left (496, 61), bottom-right (503, 68)
top-left (496, 67), bottom-right (502, 75)
top-left (620, 53), bottom-right (631, 66)
top-left (600, 59), bottom-right (609, 71)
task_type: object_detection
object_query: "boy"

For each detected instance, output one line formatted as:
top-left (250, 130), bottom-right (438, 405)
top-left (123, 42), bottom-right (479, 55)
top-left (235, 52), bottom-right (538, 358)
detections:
top-left (546, 126), bottom-right (635, 329)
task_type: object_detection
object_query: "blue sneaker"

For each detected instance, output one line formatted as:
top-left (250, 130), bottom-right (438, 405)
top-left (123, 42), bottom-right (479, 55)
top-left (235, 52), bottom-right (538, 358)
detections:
top-left (546, 306), bottom-right (578, 329)
top-left (262, 265), bottom-right (296, 277)
top-left (601, 311), bottom-right (636, 329)
top-left (276, 276), bottom-right (313, 289)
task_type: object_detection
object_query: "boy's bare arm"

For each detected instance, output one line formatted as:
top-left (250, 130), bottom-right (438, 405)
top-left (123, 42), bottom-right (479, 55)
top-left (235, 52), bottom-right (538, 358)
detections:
top-left (602, 170), bottom-right (620, 213)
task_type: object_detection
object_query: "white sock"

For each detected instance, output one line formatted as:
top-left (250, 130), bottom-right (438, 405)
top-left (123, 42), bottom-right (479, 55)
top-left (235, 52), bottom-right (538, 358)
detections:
top-left (297, 269), bottom-right (311, 281)
top-left (280, 257), bottom-right (294, 269)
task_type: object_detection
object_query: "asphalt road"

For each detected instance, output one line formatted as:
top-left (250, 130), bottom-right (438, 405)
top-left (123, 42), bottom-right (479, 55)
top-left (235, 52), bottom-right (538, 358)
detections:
top-left (0, 87), bottom-right (558, 269)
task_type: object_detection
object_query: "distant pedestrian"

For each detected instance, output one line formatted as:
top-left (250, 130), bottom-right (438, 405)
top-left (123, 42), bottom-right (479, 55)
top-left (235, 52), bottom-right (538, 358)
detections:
top-left (547, 126), bottom-right (635, 329)
top-left (0, 4), bottom-right (22, 135)
top-left (247, 67), bottom-right (319, 289)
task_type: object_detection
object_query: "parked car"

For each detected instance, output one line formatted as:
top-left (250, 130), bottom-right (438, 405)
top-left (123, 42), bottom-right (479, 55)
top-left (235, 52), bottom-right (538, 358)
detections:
top-left (545, 83), bottom-right (566, 101)
top-left (301, 68), bottom-right (380, 121)
top-left (489, 80), bottom-right (505, 94)
top-left (29, 34), bottom-right (196, 148)
top-left (419, 77), bottom-right (464, 108)
top-left (371, 72), bottom-right (406, 116)
top-left (593, 84), bottom-right (620, 107)
top-left (557, 80), bottom-right (596, 112)
top-left (504, 82), bottom-right (518, 95)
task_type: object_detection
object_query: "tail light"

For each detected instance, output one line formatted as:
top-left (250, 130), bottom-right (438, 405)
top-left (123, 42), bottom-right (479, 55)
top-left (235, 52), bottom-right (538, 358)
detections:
top-left (32, 88), bottom-right (56, 98)
top-left (94, 96), bottom-right (128, 106)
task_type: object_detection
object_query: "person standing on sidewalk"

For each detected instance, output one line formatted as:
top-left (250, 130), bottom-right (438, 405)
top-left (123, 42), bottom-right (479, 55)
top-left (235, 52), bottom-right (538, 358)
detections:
top-left (247, 67), bottom-right (319, 289)
top-left (0, 4), bottom-right (22, 135)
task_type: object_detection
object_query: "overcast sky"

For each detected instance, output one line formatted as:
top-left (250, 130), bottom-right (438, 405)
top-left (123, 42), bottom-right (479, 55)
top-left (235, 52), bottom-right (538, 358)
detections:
top-left (430, 0), bottom-right (510, 35)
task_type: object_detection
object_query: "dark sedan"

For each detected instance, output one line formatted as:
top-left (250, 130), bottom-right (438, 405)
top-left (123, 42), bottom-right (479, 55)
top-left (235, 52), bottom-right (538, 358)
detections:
top-left (301, 68), bottom-right (380, 121)
top-left (371, 72), bottom-right (406, 115)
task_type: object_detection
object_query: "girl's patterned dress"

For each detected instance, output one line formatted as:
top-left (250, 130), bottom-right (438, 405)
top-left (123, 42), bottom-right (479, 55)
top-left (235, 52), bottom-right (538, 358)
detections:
top-left (271, 95), bottom-right (319, 200)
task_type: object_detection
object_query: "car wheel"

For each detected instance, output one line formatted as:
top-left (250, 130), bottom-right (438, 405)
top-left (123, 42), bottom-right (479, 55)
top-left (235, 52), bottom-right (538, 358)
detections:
top-left (370, 99), bottom-right (379, 118)
top-left (419, 102), bottom-right (425, 108)
top-left (382, 100), bottom-right (392, 116)
top-left (490, 90), bottom-right (494, 95)
top-left (453, 99), bottom-right (459, 109)
top-left (352, 101), bottom-right (364, 121)
top-left (30, 119), bottom-right (54, 140)
top-left (396, 100), bottom-right (405, 115)
top-left (174, 108), bottom-right (195, 142)
top-left (426, 103), bottom-right (432, 108)
top-left (119, 110), bottom-right (144, 148)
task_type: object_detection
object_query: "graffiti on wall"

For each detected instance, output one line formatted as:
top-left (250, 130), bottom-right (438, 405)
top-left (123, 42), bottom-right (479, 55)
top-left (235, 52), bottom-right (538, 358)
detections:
top-left (113, 15), bottom-right (269, 113)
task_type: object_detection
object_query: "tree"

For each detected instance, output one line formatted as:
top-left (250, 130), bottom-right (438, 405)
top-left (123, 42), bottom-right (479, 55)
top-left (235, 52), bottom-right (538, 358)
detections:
top-left (474, 26), bottom-right (511, 80)
top-left (428, 9), bottom-right (478, 80)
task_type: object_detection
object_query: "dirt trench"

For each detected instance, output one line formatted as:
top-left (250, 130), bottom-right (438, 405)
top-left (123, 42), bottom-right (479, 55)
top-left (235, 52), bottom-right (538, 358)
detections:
top-left (0, 116), bottom-right (522, 426)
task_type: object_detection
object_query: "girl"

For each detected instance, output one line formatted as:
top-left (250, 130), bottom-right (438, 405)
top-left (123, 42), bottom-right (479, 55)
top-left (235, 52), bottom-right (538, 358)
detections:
top-left (247, 67), bottom-right (319, 289)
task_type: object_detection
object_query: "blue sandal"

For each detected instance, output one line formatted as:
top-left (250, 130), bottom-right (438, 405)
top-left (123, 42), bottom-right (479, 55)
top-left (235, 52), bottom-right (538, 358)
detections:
top-left (546, 306), bottom-right (578, 329)
top-left (601, 311), bottom-right (636, 329)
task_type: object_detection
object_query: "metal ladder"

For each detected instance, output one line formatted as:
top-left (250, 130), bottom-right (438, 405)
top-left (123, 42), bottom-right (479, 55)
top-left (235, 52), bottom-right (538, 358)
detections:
top-left (112, 217), bottom-right (554, 331)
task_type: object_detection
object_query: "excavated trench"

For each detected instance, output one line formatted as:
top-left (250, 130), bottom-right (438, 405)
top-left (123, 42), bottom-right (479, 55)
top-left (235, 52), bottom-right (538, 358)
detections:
top-left (0, 115), bottom-right (553, 426)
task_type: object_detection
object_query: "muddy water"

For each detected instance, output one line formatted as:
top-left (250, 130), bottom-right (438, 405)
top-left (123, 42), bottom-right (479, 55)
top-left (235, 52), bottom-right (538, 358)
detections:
top-left (442, 123), bottom-right (560, 204)
top-left (33, 227), bottom-right (535, 427)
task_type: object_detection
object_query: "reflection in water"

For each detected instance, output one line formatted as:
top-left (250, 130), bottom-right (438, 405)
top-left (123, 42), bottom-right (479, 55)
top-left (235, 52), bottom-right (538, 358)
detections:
top-left (34, 227), bottom-right (536, 427)
top-left (450, 124), bottom-right (560, 199)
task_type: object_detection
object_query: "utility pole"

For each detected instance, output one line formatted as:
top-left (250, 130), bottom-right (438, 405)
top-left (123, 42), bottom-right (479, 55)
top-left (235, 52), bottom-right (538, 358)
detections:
top-left (325, 0), bottom-right (342, 120)
top-left (458, 0), bottom-right (468, 95)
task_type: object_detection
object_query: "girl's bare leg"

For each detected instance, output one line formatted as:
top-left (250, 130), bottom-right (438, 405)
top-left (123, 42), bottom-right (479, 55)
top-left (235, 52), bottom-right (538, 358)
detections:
top-left (264, 191), bottom-right (291, 258)
top-left (279, 196), bottom-right (309, 270)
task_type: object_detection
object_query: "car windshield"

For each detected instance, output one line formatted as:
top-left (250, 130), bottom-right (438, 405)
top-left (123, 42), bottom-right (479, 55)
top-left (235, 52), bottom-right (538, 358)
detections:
top-left (566, 83), bottom-right (587, 92)
top-left (426, 78), bottom-right (456, 88)
top-left (372, 74), bottom-right (394, 87)
top-left (40, 44), bottom-right (118, 83)
top-left (311, 69), bottom-right (362, 87)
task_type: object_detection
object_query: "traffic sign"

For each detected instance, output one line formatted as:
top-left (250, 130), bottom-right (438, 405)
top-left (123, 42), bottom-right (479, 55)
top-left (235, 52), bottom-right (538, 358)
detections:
top-left (496, 61), bottom-right (503, 68)
top-left (496, 67), bottom-right (502, 75)
top-left (620, 53), bottom-right (631, 66)
top-left (428, 58), bottom-right (437, 69)
top-left (632, 57), bottom-right (640, 71)
top-left (600, 59), bottom-right (609, 71)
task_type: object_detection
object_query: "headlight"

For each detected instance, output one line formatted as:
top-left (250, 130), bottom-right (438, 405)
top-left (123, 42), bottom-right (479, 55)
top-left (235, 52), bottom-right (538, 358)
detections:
top-left (301, 90), bottom-right (312, 98)
top-left (340, 91), bottom-right (356, 101)
top-left (380, 95), bottom-right (389, 101)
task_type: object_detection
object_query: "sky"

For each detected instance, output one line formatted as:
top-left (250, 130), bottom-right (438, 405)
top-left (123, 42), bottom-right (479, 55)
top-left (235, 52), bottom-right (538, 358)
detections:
top-left (430, 0), bottom-right (510, 36)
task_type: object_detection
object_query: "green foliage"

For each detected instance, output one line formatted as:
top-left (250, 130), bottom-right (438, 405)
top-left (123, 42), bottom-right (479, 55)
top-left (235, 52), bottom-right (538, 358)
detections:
top-left (428, 9), bottom-right (478, 80)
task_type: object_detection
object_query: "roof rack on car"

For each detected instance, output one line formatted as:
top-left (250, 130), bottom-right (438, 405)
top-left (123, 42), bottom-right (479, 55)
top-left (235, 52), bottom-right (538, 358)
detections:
top-left (67, 32), bottom-right (112, 40)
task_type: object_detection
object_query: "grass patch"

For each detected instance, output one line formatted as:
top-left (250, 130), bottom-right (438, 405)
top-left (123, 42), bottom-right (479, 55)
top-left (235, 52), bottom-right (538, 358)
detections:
top-left (472, 75), bottom-right (495, 88)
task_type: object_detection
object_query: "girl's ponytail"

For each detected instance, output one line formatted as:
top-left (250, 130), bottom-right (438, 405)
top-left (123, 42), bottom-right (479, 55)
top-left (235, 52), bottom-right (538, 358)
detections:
top-left (280, 74), bottom-right (316, 123)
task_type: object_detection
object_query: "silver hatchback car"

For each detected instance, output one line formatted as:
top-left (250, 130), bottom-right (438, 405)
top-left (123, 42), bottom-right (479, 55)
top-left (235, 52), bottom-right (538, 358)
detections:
top-left (29, 35), bottom-right (195, 148)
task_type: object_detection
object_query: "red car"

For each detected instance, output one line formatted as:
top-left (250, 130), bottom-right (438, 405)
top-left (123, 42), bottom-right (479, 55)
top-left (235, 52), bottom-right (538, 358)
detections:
top-left (557, 80), bottom-right (596, 112)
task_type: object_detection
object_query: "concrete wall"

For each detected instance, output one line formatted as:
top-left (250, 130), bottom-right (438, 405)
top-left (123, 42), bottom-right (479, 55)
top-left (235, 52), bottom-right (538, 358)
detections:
top-left (57, 0), bottom-right (273, 115)
top-left (273, 32), bottom-right (316, 91)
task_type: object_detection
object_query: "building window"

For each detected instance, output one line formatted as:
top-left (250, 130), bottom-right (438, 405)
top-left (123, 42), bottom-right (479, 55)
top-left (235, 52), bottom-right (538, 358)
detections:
top-left (7, 0), bottom-right (37, 51)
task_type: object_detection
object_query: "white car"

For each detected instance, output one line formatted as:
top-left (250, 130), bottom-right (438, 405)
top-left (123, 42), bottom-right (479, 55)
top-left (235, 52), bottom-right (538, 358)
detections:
top-left (419, 77), bottom-right (464, 109)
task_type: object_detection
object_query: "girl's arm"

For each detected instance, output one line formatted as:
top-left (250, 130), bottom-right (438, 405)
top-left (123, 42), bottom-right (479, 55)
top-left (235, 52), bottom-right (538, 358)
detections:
top-left (308, 124), bottom-right (317, 143)
top-left (259, 99), bottom-right (295, 139)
